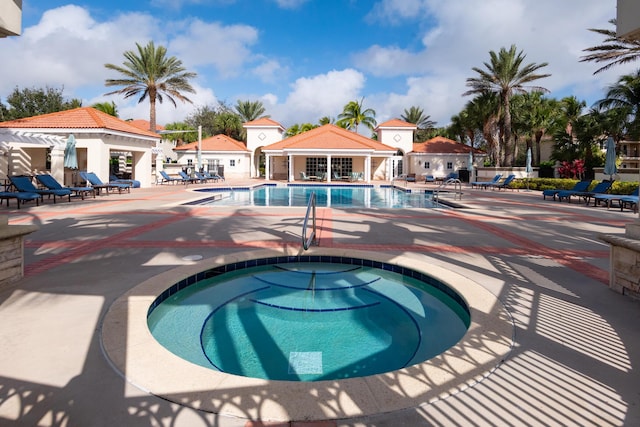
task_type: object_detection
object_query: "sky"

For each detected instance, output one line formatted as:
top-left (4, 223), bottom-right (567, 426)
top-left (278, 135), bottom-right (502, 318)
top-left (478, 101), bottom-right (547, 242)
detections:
top-left (0, 0), bottom-right (635, 132)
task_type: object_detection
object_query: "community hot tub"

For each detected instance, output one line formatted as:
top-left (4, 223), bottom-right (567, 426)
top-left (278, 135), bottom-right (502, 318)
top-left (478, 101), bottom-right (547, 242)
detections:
top-left (101, 248), bottom-right (513, 422)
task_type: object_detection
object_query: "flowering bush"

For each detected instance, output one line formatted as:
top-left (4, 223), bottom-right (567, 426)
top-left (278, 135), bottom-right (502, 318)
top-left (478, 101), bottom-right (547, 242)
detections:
top-left (557, 159), bottom-right (586, 179)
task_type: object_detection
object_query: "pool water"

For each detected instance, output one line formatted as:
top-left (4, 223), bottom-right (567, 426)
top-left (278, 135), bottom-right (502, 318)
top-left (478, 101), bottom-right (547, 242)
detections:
top-left (148, 261), bottom-right (470, 382)
top-left (195, 185), bottom-right (441, 208)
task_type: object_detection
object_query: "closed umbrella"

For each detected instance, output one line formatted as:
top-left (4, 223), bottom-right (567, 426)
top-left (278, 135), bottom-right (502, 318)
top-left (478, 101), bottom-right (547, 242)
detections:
top-left (64, 134), bottom-right (78, 169)
top-left (525, 147), bottom-right (532, 191)
top-left (603, 137), bottom-right (617, 181)
top-left (468, 150), bottom-right (474, 182)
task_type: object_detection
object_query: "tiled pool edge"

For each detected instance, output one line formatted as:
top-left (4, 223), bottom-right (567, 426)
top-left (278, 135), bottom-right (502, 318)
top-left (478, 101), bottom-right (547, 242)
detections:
top-left (100, 248), bottom-right (514, 422)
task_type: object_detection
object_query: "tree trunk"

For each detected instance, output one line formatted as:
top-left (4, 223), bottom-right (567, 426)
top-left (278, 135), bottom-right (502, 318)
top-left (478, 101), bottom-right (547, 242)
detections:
top-left (502, 93), bottom-right (513, 166)
top-left (149, 98), bottom-right (157, 133)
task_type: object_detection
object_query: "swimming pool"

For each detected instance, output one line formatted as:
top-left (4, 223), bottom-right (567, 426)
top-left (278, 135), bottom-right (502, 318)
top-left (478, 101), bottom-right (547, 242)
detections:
top-left (147, 258), bottom-right (470, 382)
top-left (194, 185), bottom-right (443, 208)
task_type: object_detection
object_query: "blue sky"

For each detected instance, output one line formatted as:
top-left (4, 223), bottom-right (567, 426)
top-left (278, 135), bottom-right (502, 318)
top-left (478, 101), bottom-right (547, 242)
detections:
top-left (1, 0), bottom-right (632, 132)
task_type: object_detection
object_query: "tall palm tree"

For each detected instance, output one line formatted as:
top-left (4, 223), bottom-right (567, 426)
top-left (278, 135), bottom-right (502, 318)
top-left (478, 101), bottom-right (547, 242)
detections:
top-left (517, 92), bottom-right (558, 165)
top-left (235, 100), bottom-right (268, 123)
top-left (463, 45), bottom-right (550, 166)
top-left (595, 70), bottom-right (640, 139)
top-left (464, 92), bottom-right (501, 165)
top-left (92, 101), bottom-right (118, 117)
top-left (104, 41), bottom-right (197, 133)
top-left (401, 106), bottom-right (436, 141)
top-left (336, 98), bottom-right (377, 133)
top-left (580, 19), bottom-right (640, 74)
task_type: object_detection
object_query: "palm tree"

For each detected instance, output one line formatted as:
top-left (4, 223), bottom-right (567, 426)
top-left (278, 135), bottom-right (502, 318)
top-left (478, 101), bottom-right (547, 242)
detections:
top-left (104, 41), bottom-right (197, 133)
top-left (580, 19), bottom-right (640, 74)
top-left (463, 45), bottom-right (550, 166)
top-left (318, 116), bottom-right (334, 126)
top-left (401, 106), bottom-right (436, 141)
top-left (595, 70), bottom-right (640, 139)
top-left (465, 92), bottom-right (502, 165)
top-left (285, 123), bottom-right (317, 137)
top-left (336, 98), bottom-right (377, 133)
top-left (92, 101), bottom-right (118, 117)
top-left (235, 100), bottom-right (268, 123)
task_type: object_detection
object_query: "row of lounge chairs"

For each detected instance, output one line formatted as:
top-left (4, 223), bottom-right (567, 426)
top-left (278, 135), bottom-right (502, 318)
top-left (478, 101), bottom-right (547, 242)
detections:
top-left (158, 170), bottom-right (225, 185)
top-left (470, 174), bottom-right (516, 190)
top-left (542, 179), bottom-right (638, 212)
top-left (0, 172), bottom-right (136, 209)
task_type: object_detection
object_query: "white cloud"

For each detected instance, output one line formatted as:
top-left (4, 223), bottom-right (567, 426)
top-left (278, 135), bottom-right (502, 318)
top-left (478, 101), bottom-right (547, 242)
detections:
top-left (168, 19), bottom-right (259, 78)
top-left (352, 0), bottom-right (623, 125)
top-left (272, 0), bottom-right (310, 9)
top-left (272, 69), bottom-right (366, 127)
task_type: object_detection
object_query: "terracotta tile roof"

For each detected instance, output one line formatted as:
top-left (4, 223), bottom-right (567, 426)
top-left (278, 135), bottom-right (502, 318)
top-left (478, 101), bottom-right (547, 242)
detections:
top-left (173, 134), bottom-right (249, 152)
top-left (0, 107), bottom-right (160, 138)
top-left (413, 136), bottom-right (485, 154)
top-left (128, 119), bottom-right (165, 132)
top-left (243, 117), bottom-right (285, 130)
top-left (376, 118), bottom-right (417, 129)
top-left (265, 124), bottom-right (396, 152)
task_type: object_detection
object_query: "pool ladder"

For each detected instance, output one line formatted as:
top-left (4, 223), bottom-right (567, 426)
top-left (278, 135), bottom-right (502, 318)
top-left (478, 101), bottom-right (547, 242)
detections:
top-left (302, 191), bottom-right (317, 250)
top-left (433, 178), bottom-right (463, 202)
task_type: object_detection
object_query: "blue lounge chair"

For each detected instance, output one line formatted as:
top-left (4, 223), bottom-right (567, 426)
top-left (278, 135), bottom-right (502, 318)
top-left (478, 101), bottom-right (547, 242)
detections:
top-left (557, 180), bottom-right (613, 204)
top-left (194, 171), bottom-right (209, 183)
top-left (110, 174), bottom-right (140, 188)
top-left (36, 174), bottom-right (95, 200)
top-left (593, 187), bottom-right (639, 210)
top-left (210, 171), bottom-right (225, 181)
top-left (158, 170), bottom-right (181, 185)
top-left (620, 194), bottom-right (639, 213)
top-left (79, 171), bottom-right (130, 195)
top-left (471, 174), bottom-right (502, 189)
top-left (0, 191), bottom-right (41, 208)
top-left (489, 174), bottom-right (516, 191)
top-left (542, 180), bottom-right (591, 201)
top-left (178, 171), bottom-right (198, 184)
top-left (9, 175), bottom-right (72, 203)
top-left (424, 175), bottom-right (435, 183)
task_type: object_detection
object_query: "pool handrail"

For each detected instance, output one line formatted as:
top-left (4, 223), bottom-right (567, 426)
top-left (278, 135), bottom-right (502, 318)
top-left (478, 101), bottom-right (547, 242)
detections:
top-left (302, 191), bottom-right (317, 250)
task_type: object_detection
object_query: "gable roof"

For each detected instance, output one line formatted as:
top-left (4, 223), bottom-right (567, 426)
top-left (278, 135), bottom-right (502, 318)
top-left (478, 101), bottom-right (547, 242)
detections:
top-left (243, 117), bottom-right (285, 131)
top-left (173, 134), bottom-right (249, 152)
top-left (412, 136), bottom-right (485, 154)
top-left (0, 107), bottom-right (160, 138)
top-left (264, 124), bottom-right (396, 152)
top-left (375, 119), bottom-right (417, 130)
top-left (128, 119), bottom-right (165, 132)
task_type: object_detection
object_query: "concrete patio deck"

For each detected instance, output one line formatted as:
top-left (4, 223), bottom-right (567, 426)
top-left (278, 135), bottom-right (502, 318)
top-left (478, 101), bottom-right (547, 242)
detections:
top-left (0, 179), bottom-right (639, 426)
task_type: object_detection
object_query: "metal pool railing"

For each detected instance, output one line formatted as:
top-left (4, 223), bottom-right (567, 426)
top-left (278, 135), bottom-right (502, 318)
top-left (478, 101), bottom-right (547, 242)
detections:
top-left (302, 191), bottom-right (317, 250)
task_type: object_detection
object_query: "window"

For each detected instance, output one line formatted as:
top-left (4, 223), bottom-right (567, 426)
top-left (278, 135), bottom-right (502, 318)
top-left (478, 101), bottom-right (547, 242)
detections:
top-left (424, 161), bottom-right (430, 169)
top-left (230, 159), bottom-right (236, 167)
top-left (187, 159), bottom-right (193, 166)
top-left (446, 162), bottom-right (453, 170)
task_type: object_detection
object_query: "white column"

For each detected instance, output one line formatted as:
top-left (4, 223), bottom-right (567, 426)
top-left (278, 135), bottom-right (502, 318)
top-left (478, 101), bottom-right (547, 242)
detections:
top-left (288, 154), bottom-right (294, 182)
top-left (326, 154), bottom-right (332, 182)
top-left (265, 154), bottom-right (271, 180)
top-left (365, 155), bottom-right (371, 183)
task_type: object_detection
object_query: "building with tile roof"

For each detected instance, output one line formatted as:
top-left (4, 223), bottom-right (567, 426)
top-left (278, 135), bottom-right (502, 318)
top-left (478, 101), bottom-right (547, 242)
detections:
top-left (410, 136), bottom-right (487, 180)
top-left (0, 107), bottom-right (160, 187)
top-left (240, 119), bottom-right (484, 182)
top-left (173, 134), bottom-right (251, 179)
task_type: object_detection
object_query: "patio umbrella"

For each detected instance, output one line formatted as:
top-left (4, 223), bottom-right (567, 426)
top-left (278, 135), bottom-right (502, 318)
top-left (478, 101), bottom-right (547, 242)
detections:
top-left (603, 136), bottom-right (617, 181)
top-left (64, 134), bottom-right (78, 169)
top-left (525, 147), bottom-right (532, 191)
